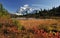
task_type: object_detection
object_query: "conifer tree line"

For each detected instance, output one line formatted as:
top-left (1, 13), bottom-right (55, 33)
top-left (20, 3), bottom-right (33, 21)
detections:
top-left (23, 6), bottom-right (60, 18)
top-left (0, 3), bottom-right (9, 17)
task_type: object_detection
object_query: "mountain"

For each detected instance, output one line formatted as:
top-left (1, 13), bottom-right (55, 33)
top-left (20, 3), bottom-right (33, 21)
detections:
top-left (16, 4), bottom-right (34, 15)
top-left (22, 6), bottom-right (60, 19)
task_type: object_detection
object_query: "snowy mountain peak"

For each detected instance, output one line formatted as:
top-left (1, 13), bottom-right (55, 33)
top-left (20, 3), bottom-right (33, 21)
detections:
top-left (16, 4), bottom-right (37, 15)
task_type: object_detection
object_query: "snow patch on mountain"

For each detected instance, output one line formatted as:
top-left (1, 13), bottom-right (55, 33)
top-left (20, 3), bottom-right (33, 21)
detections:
top-left (16, 4), bottom-right (34, 15)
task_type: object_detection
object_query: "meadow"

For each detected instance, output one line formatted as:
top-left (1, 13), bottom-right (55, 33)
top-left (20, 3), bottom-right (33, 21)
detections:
top-left (0, 18), bottom-right (60, 38)
top-left (18, 19), bottom-right (60, 29)
top-left (16, 19), bottom-right (60, 38)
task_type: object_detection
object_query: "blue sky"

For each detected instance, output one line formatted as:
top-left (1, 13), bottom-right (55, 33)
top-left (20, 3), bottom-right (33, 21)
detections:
top-left (0, 0), bottom-right (60, 13)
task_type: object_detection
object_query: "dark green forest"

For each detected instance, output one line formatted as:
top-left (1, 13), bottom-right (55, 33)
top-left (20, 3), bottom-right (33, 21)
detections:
top-left (0, 3), bottom-right (10, 18)
top-left (23, 6), bottom-right (60, 18)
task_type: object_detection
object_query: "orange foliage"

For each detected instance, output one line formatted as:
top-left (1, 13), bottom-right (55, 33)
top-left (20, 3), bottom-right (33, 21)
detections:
top-left (18, 19), bottom-right (60, 29)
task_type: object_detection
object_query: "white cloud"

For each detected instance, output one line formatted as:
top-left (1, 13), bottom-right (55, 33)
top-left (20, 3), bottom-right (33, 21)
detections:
top-left (24, 4), bottom-right (29, 7)
top-left (31, 4), bottom-right (52, 9)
